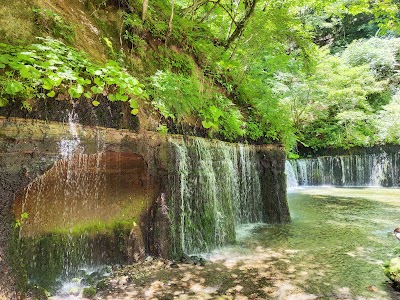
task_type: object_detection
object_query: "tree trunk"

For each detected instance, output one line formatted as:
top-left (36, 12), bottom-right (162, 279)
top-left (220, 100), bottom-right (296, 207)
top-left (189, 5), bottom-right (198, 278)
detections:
top-left (226, 0), bottom-right (242, 40)
top-left (165, 0), bottom-right (175, 47)
top-left (225, 0), bottom-right (257, 49)
top-left (142, 0), bottom-right (149, 22)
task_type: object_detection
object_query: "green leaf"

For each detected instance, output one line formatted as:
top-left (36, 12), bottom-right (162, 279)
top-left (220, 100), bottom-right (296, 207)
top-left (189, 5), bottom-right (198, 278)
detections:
top-left (42, 78), bottom-right (53, 90)
top-left (116, 93), bottom-right (128, 102)
top-left (129, 99), bottom-right (139, 109)
top-left (105, 77), bottom-right (116, 85)
top-left (19, 65), bottom-right (41, 79)
top-left (20, 212), bottom-right (29, 220)
top-left (58, 68), bottom-right (78, 80)
top-left (0, 63), bottom-right (5, 69)
top-left (91, 86), bottom-right (103, 94)
top-left (92, 100), bottom-right (100, 107)
top-left (4, 80), bottom-right (24, 95)
top-left (68, 84), bottom-right (84, 98)
top-left (48, 74), bottom-right (62, 87)
top-left (0, 97), bottom-right (9, 107)
top-left (84, 92), bottom-right (92, 98)
top-left (202, 120), bottom-right (217, 129)
top-left (131, 86), bottom-right (143, 96)
top-left (108, 94), bottom-right (117, 101)
top-left (94, 77), bottom-right (104, 87)
top-left (77, 77), bottom-right (91, 86)
top-left (0, 55), bottom-right (11, 64)
top-left (47, 90), bottom-right (56, 97)
top-left (130, 108), bottom-right (139, 115)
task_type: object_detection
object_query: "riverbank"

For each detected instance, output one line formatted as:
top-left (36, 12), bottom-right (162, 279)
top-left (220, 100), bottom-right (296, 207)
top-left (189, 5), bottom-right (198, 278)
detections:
top-left (93, 251), bottom-right (317, 300)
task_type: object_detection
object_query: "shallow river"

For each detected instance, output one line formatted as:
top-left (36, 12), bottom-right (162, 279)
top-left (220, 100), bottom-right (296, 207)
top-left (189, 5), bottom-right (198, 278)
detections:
top-left (59, 187), bottom-right (400, 300)
top-left (238, 187), bottom-right (400, 299)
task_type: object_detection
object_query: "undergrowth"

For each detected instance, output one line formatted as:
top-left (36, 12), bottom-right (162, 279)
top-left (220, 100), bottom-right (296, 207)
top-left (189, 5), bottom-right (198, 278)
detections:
top-left (0, 38), bottom-right (146, 114)
top-left (0, 0), bottom-right (287, 145)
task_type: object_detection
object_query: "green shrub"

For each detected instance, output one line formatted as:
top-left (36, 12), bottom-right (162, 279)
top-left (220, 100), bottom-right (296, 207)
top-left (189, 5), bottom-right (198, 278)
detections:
top-left (149, 70), bottom-right (201, 120)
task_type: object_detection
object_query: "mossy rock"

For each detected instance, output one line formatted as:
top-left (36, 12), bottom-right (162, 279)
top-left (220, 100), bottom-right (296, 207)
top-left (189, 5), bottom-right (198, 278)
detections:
top-left (96, 279), bottom-right (108, 290)
top-left (82, 286), bottom-right (97, 298)
top-left (27, 285), bottom-right (50, 300)
top-left (384, 257), bottom-right (400, 289)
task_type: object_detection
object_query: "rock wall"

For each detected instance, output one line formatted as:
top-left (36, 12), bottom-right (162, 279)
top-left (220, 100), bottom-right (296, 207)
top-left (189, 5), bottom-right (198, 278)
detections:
top-left (0, 117), bottom-right (289, 296)
top-left (0, 117), bottom-right (169, 296)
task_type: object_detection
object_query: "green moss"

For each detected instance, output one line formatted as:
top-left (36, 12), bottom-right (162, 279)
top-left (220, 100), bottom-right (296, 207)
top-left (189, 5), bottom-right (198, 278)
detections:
top-left (82, 287), bottom-right (97, 298)
top-left (27, 284), bottom-right (50, 300)
top-left (384, 257), bottom-right (400, 289)
top-left (18, 224), bottom-right (133, 290)
top-left (32, 8), bottom-right (76, 44)
top-left (0, 1), bottom-right (36, 44)
top-left (52, 218), bottom-right (137, 236)
top-left (8, 225), bottom-right (29, 294)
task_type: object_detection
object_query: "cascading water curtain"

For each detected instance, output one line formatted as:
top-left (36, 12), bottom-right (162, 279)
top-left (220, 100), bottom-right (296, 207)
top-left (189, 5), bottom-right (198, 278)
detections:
top-left (168, 137), bottom-right (267, 255)
top-left (288, 150), bottom-right (400, 187)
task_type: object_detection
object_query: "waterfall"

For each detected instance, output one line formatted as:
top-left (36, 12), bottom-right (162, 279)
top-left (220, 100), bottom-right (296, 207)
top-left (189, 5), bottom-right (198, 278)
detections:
top-left (59, 110), bottom-right (82, 158)
top-left (288, 148), bottom-right (400, 187)
top-left (168, 137), bottom-right (269, 255)
top-left (13, 111), bottom-right (151, 289)
top-left (10, 115), bottom-right (289, 288)
top-left (285, 161), bottom-right (298, 188)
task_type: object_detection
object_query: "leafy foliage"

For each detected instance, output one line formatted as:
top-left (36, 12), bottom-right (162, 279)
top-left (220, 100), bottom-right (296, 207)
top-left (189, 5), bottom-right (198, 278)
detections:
top-left (148, 70), bottom-right (244, 140)
top-left (341, 37), bottom-right (400, 80)
top-left (375, 92), bottom-right (400, 143)
top-left (0, 38), bottom-right (146, 114)
top-left (3, 0), bottom-right (400, 149)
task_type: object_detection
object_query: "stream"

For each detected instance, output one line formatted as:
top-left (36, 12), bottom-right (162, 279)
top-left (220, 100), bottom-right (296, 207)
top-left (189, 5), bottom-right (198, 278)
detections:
top-left (59, 187), bottom-right (400, 300)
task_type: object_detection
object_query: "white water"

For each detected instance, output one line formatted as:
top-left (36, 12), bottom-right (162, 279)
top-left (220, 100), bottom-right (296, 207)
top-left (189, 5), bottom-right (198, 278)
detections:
top-left (59, 110), bottom-right (82, 158)
top-left (168, 137), bottom-right (272, 254)
top-left (287, 150), bottom-right (400, 187)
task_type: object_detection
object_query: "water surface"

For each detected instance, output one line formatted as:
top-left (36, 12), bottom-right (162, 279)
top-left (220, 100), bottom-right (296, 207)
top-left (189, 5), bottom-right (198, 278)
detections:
top-left (211, 187), bottom-right (400, 299)
top-left (86, 188), bottom-right (400, 299)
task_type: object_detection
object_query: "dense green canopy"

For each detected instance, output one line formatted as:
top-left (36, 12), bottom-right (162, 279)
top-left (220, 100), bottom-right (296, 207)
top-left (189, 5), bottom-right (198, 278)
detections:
top-left (1, 0), bottom-right (400, 152)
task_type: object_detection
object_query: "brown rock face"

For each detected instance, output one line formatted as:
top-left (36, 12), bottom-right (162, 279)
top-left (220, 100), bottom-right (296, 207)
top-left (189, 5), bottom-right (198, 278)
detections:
top-left (0, 117), bottom-right (289, 296)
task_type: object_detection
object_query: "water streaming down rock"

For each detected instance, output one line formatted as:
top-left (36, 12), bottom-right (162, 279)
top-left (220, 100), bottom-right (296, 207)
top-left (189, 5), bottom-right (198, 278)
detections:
top-left (167, 137), bottom-right (286, 255)
top-left (13, 112), bottom-right (152, 289)
top-left (285, 161), bottom-right (298, 188)
top-left (287, 147), bottom-right (400, 187)
top-left (1, 115), bottom-right (289, 292)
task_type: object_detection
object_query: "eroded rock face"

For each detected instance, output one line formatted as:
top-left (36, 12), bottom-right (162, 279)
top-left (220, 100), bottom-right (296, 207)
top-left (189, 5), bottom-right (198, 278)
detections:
top-left (0, 117), bottom-right (169, 295)
top-left (0, 117), bottom-right (289, 296)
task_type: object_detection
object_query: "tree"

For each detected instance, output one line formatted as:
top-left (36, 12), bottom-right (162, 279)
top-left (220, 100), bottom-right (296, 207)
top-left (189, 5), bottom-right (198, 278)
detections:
top-left (165, 0), bottom-right (175, 46)
top-left (142, 0), bottom-right (149, 21)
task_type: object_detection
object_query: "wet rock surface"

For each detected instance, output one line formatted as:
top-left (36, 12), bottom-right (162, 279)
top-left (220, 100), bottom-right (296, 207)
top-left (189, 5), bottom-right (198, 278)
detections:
top-left (0, 118), bottom-right (288, 298)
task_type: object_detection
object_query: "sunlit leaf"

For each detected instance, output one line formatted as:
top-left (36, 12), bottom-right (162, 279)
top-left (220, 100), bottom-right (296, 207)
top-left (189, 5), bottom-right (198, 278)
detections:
top-left (47, 90), bottom-right (56, 97)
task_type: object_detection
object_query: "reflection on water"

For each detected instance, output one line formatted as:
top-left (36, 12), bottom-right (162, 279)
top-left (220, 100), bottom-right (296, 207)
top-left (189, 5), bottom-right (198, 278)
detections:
top-left (93, 188), bottom-right (400, 300)
top-left (207, 187), bottom-right (400, 299)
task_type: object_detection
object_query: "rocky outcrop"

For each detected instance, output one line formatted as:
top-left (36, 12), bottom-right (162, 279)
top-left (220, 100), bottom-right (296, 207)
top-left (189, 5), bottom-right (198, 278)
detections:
top-left (0, 116), bottom-right (289, 296)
